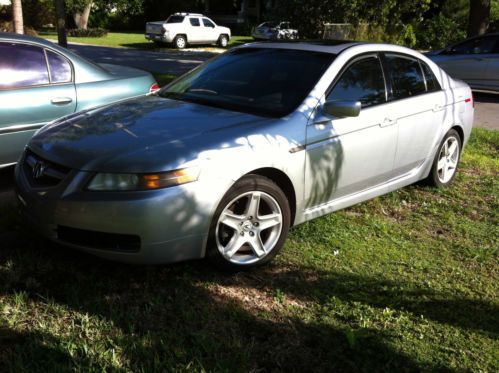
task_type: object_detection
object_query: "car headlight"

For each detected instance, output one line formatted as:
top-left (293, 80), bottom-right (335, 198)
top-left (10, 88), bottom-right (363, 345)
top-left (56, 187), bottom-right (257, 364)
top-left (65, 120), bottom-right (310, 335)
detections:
top-left (86, 167), bottom-right (199, 191)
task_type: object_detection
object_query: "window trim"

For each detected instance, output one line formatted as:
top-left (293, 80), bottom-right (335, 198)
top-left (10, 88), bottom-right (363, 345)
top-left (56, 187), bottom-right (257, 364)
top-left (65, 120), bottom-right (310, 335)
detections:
top-left (189, 17), bottom-right (201, 27)
top-left (0, 41), bottom-right (74, 91)
top-left (380, 52), bottom-right (442, 103)
top-left (326, 53), bottom-right (389, 110)
top-left (44, 48), bottom-right (75, 85)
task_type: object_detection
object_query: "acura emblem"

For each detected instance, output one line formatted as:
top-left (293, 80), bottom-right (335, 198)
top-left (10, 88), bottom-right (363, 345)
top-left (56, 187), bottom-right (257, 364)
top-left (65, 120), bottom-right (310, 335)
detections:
top-left (32, 161), bottom-right (47, 179)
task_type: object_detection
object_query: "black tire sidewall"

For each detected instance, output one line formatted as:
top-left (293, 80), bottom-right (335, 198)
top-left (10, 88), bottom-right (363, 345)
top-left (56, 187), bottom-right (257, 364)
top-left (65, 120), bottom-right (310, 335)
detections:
top-left (429, 129), bottom-right (462, 188)
top-left (207, 175), bottom-right (291, 271)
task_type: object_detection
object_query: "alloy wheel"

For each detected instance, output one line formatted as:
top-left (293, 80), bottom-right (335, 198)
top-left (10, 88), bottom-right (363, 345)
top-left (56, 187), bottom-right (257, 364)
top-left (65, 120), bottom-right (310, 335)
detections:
top-left (215, 191), bottom-right (283, 265)
top-left (437, 136), bottom-right (459, 183)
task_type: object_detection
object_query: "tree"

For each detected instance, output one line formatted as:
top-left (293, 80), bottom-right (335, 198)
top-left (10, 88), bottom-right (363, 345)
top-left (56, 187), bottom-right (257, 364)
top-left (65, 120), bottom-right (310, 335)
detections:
top-left (73, 1), bottom-right (92, 30)
top-left (54, 0), bottom-right (67, 48)
top-left (468, 0), bottom-right (491, 37)
top-left (12, 0), bottom-right (24, 34)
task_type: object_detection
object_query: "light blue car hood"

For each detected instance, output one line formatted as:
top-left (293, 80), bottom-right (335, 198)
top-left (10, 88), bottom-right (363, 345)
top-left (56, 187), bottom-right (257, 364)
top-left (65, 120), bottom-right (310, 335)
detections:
top-left (29, 96), bottom-right (274, 172)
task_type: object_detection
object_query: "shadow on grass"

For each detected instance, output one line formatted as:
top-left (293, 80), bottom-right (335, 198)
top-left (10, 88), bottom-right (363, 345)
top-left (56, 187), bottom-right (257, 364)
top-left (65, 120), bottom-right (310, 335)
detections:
top-left (1, 234), bottom-right (493, 371)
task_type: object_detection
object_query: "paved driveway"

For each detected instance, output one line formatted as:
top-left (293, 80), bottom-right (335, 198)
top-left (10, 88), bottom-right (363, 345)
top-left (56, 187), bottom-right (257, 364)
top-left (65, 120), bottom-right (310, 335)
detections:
top-left (70, 44), bottom-right (218, 76)
top-left (474, 93), bottom-right (499, 131)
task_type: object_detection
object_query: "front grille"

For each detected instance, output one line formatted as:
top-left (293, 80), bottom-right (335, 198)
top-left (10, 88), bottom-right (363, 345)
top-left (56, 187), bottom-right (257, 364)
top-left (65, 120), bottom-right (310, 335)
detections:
top-left (57, 225), bottom-right (141, 253)
top-left (23, 149), bottom-right (70, 188)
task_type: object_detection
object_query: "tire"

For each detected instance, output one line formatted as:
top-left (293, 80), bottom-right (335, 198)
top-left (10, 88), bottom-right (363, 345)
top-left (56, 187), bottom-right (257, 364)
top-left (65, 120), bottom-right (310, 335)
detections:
top-left (207, 175), bottom-right (291, 271)
top-left (426, 129), bottom-right (462, 188)
top-left (174, 35), bottom-right (187, 49)
top-left (217, 34), bottom-right (229, 48)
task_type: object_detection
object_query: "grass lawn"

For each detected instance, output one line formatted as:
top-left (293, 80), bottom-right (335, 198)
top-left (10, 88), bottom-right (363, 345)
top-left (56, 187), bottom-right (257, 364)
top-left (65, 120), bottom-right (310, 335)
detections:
top-left (0, 128), bottom-right (497, 371)
top-left (39, 30), bottom-right (253, 50)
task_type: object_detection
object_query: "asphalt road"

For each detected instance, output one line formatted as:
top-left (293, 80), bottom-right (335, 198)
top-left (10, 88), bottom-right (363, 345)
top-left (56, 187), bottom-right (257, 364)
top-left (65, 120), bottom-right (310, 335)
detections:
top-left (69, 43), bottom-right (218, 76)
top-left (0, 44), bottom-right (497, 207)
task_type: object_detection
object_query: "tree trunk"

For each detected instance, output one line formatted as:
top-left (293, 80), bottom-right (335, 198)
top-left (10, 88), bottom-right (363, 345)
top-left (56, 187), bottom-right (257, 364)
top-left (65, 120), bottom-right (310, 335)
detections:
top-left (468, 0), bottom-right (490, 37)
top-left (54, 0), bottom-right (67, 48)
top-left (12, 0), bottom-right (24, 34)
top-left (74, 2), bottom-right (92, 30)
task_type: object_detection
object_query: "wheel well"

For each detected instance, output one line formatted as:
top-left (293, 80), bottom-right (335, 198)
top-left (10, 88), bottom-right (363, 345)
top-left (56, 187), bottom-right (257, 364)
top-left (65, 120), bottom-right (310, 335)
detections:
top-left (247, 168), bottom-right (296, 225)
top-left (451, 125), bottom-right (464, 144)
top-left (176, 34), bottom-right (187, 41)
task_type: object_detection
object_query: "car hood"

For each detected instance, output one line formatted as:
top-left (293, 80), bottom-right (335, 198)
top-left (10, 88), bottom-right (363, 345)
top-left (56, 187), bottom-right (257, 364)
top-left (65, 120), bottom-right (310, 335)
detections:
top-left (29, 96), bottom-right (274, 173)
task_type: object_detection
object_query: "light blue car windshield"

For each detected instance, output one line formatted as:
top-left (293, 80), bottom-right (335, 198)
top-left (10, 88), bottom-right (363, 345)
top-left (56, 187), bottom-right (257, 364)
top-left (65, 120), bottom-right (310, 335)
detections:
top-left (159, 48), bottom-right (336, 117)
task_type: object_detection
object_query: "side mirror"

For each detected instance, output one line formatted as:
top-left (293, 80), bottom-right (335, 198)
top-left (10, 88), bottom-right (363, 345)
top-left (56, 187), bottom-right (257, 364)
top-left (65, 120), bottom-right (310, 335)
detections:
top-left (323, 100), bottom-right (361, 118)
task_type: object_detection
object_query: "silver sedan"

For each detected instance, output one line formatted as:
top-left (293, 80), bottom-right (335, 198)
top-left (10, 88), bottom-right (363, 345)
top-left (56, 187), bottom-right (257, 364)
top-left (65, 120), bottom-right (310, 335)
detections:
top-left (427, 32), bottom-right (499, 92)
top-left (15, 41), bottom-right (474, 270)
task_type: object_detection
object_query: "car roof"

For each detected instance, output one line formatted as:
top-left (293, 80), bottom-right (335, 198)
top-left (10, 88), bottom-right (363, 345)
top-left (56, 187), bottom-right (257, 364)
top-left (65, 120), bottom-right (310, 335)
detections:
top-left (239, 40), bottom-right (362, 54)
top-left (0, 32), bottom-right (71, 54)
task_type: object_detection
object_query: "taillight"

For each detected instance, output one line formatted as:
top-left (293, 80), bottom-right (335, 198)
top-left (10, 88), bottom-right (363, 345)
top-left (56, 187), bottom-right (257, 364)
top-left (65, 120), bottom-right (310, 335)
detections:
top-left (161, 26), bottom-right (167, 33)
top-left (149, 83), bottom-right (160, 93)
top-left (464, 92), bottom-right (474, 108)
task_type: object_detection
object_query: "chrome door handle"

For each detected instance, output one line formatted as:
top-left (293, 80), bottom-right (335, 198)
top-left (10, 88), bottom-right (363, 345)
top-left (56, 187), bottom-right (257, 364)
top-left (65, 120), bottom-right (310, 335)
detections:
top-left (380, 118), bottom-right (396, 127)
top-left (433, 104), bottom-right (444, 112)
top-left (51, 97), bottom-right (73, 105)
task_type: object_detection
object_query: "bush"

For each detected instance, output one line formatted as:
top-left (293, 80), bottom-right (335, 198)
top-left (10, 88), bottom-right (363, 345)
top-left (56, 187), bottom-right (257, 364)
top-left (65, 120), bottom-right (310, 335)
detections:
top-left (0, 20), bottom-right (38, 36)
top-left (67, 27), bottom-right (108, 37)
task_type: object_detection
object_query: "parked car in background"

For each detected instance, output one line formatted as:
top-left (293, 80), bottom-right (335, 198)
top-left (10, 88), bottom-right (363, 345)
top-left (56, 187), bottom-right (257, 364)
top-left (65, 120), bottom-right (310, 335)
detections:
top-left (427, 33), bottom-right (499, 92)
top-left (145, 12), bottom-right (231, 49)
top-left (0, 33), bottom-right (158, 168)
top-left (252, 21), bottom-right (299, 40)
top-left (16, 42), bottom-right (473, 270)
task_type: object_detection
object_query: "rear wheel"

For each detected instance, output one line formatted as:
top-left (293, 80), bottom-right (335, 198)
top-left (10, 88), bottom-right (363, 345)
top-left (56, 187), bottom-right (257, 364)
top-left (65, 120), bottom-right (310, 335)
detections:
top-left (207, 175), bottom-right (291, 271)
top-left (174, 35), bottom-right (187, 49)
top-left (427, 129), bottom-right (462, 188)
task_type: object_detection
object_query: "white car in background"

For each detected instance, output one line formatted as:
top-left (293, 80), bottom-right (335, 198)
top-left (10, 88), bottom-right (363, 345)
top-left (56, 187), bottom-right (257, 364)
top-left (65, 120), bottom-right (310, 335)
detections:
top-left (145, 12), bottom-right (231, 49)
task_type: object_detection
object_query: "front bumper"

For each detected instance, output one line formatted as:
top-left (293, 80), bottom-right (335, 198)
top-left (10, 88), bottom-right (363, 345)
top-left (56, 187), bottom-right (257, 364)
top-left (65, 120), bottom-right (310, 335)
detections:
top-left (15, 154), bottom-right (218, 264)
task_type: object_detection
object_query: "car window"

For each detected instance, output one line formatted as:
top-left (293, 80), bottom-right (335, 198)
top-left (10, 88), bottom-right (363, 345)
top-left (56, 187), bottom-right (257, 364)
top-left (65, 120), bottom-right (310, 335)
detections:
top-left (160, 48), bottom-right (336, 118)
top-left (0, 42), bottom-right (49, 89)
top-left (420, 61), bottom-right (441, 92)
top-left (46, 50), bottom-right (72, 84)
top-left (203, 18), bottom-right (215, 28)
top-left (189, 18), bottom-right (200, 27)
top-left (385, 54), bottom-right (426, 99)
top-left (327, 56), bottom-right (386, 108)
top-left (448, 36), bottom-right (497, 54)
top-left (166, 15), bottom-right (184, 23)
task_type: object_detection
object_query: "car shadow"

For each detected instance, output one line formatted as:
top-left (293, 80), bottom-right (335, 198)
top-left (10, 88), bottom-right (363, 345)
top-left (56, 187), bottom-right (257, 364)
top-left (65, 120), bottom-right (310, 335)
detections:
top-left (0, 232), bottom-right (494, 370)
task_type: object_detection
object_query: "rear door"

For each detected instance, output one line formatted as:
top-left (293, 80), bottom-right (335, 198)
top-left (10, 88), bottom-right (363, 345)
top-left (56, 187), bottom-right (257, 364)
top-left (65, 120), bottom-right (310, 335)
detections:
top-left (382, 53), bottom-right (444, 176)
top-left (305, 55), bottom-right (397, 207)
top-left (187, 17), bottom-right (204, 43)
top-left (437, 35), bottom-right (497, 87)
top-left (0, 42), bottom-right (76, 164)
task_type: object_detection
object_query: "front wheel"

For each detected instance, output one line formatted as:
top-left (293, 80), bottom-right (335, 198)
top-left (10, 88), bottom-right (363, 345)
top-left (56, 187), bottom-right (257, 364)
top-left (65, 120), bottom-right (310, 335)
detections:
top-left (426, 129), bottom-right (462, 188)
top-left (207, 175), bottom-right (291, 271)
top-left (217, 34), bottom-right (229, 48)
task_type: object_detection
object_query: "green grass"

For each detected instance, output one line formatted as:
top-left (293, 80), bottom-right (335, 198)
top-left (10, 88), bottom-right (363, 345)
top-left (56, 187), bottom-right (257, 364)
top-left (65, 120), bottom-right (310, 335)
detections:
top-left (0, 128), bottom-right (498, 372)
top-left (39, 30), bottom-right (253, 50)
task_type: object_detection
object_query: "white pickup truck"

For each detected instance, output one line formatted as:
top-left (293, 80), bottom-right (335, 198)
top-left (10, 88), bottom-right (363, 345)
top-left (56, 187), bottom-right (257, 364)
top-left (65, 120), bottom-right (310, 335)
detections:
top-left (145, 13), bottom-right (231, 49)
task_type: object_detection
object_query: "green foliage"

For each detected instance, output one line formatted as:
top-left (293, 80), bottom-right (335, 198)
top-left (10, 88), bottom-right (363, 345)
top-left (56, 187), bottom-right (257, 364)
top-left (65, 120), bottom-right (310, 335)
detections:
top-left (67, 27), bottom-right (108, 37)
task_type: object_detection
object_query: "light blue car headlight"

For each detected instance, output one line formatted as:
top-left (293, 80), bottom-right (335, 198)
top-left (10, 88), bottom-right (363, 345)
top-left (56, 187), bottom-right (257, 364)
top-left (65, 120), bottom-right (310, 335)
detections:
top-left (87, 167), bottom-right (200, 191)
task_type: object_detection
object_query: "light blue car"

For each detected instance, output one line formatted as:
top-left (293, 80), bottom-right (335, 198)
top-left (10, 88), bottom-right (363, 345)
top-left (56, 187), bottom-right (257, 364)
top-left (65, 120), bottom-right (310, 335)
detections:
top-left (0, 32), bottom-right (158, 168)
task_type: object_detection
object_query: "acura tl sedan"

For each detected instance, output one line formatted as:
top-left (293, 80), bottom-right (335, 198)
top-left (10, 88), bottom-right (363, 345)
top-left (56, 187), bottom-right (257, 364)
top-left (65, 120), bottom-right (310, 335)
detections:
top-left (15, 41), bottom-right (474, 270)
top-left (0, 33), bottom-right (158, 168)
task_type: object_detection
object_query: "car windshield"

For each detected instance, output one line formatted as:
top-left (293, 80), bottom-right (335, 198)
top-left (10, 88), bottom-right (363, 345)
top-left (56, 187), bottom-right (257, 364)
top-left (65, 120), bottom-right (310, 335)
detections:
top-left (166, 15), bottom-right (184, 23)
top-left (159, 48), bottom-right (336, 117)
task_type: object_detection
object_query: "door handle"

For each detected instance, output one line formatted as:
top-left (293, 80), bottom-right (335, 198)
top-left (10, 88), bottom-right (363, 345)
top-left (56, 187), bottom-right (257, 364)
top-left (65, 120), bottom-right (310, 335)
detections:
top-left (433, 104), bottom-right (444, 112)
top-left (380, 118), bottom-right (396, 127)
top-left (51, 97), bottom-right (73, 105)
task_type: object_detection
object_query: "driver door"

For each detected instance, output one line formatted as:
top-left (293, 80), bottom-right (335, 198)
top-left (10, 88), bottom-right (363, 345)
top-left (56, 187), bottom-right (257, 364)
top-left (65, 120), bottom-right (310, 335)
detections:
top-left (304, 55), bottom-right (397, 208)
